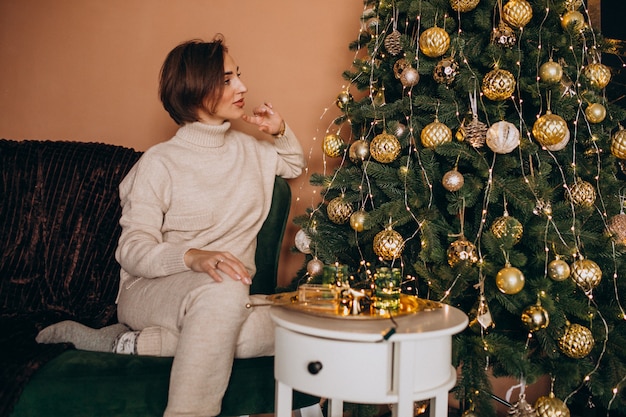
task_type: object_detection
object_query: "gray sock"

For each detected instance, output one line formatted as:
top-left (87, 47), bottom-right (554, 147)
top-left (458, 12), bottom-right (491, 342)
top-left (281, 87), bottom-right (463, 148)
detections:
top-left (36, 320), bottom-right (130, 352)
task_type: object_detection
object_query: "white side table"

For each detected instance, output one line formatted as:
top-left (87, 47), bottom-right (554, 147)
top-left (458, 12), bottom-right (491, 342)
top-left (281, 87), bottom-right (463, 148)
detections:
top-left (271, 303), bottom-right (467, 417)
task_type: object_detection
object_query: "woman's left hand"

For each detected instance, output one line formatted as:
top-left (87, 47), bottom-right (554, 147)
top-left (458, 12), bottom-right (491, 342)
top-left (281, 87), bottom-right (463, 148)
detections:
top-left (241, 102), bottom-right (284, 136)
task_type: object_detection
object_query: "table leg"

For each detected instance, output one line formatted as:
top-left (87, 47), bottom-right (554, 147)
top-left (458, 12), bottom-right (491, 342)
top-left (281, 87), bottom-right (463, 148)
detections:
top-left (393, 340), bottom-right (417, 417)
top-left (275, 380), bottom-right (293, 417)
top-left (429, 394), bottom-right (447, 417)
top-left (327, 398), bottom-right (344, 417)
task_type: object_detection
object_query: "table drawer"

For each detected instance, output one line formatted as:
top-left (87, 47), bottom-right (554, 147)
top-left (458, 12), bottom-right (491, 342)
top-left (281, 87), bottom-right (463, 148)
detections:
top-left (274, 326), bottom-right (394, 403)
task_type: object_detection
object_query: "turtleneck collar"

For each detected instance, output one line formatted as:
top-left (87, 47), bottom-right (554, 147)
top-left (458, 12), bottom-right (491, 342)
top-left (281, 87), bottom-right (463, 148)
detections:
top-left (175, 121), bottom-right (231, 148)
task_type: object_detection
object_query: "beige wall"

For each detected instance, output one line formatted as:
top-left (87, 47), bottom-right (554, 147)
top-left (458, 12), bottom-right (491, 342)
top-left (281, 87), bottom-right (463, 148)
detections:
top-left (0, 0), bottom-right (362, 286)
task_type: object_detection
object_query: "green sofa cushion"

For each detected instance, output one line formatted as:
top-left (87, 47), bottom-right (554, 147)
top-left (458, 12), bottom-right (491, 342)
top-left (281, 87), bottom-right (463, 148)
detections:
top-left (11, 350), bottom-right (319, 417)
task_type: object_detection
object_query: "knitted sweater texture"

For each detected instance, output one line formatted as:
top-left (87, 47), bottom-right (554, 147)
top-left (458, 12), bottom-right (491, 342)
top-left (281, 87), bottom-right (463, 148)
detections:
top-left (115, 121), bottom-right (305, 293)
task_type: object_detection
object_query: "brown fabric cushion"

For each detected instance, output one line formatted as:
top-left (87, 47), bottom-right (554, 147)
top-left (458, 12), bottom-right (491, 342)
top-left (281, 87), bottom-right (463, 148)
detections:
top-left (0, 139), bottom-right (140, 326)
top-left (0, 139), bottom-right (140, 416)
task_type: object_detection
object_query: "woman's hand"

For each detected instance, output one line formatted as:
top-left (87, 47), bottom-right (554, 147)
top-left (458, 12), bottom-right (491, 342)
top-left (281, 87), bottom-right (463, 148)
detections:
top-left (184, 249), bottom-right (252, 285)
top-left (241, 102), bottom-right (285, 136)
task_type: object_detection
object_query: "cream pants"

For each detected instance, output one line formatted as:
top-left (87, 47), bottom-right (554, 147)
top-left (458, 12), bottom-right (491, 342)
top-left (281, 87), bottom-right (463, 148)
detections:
top-left (117, 271), bottom-right (275, 417)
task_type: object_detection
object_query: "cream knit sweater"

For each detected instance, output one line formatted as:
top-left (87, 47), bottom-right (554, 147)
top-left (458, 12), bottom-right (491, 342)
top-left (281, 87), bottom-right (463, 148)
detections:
top-left (115, 121), bottom-right (305, 294)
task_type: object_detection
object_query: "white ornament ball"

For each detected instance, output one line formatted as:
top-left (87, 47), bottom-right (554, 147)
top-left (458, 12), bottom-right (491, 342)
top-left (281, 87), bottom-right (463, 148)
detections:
top-left (442, 169), bottom-right (465, 191)
top-left (307, 258), bottom-right (324, 276)
top-left (294, 229), bottom-right (312, 254)
top-left (486, 121), bottom-right (520, 154)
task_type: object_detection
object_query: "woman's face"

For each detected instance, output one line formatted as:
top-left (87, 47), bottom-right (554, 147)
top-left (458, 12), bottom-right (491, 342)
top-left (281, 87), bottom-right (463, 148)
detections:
top-left (198, 52), bottom-right (247, 125)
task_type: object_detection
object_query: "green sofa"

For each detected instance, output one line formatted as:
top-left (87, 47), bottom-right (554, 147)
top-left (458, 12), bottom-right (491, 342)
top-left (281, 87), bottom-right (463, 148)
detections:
top-left (0, 139), bottom-right (318, 417)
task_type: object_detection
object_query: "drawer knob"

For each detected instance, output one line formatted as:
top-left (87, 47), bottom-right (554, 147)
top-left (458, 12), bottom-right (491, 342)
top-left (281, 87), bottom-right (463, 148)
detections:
top-left (307, 361), bottom-right (323, 375)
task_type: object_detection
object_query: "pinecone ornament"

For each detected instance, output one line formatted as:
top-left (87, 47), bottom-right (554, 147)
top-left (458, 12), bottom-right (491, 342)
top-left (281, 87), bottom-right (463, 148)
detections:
top-left (384, 29), bottom-right (402, 55)
top-left (457, 114), bottom-right (488, 148)
top-left (608, 213), bottom-right (626, 244)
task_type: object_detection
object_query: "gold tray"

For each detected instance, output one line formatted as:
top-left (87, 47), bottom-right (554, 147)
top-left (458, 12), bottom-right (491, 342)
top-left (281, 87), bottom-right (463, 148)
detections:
top-left (266, 292), bottom-right (441, 320)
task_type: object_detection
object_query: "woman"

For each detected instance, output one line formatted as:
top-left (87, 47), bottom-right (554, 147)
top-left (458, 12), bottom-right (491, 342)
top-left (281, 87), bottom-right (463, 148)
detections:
top-left (37, 36), bottom-right (305, 416)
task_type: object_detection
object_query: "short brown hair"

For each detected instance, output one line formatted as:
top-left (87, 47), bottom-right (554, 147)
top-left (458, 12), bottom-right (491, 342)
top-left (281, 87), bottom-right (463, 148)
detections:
top-left (159, 36), bottom-right (228, 125)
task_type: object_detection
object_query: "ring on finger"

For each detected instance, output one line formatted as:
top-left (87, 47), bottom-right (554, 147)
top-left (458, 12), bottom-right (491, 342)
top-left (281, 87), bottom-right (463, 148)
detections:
top-left (215, 259), bottom-right (224, 269)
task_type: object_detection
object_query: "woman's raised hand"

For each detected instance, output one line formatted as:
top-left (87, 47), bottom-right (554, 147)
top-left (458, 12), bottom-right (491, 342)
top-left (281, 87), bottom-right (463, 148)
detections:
top-left (241, 102), bottom-right (285, 136)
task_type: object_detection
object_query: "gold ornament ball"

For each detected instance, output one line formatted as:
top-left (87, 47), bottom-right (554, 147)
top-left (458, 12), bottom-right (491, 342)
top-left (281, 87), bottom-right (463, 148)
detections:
top-left (608, 213), bottom-right (626, 244)
top-left (322, 133), bottom-right (345, 158)
top-left (559, 322), bottom-right (594, 359)
top-left (496, 265), bottom-right (525, 294)
top-left (583, 62), bottom-right (612, 89)
top-left (336, 91), bottom-right (353, 109)
top-left (521, 303), bottom-right (550, 332)
top-left (365, 17), bottom-right (380, 35)
top-left (482, 68), bottom-right (516, 101)
top-left (585, 103), bottom-right (606, 124)
top-left (490, 214), bottom-right (523, 243)
top-left (373, 228), bottom-right (404, 260)
top-left (564, 0), bottom-right (583, 10)
top-left (567, 179), bottom-right (596, 207)
top-left (548, 259), bottom-right (571, 281)
top-left (535, 393), bottom-right (571, 417)
top-left (421, 119), bottom-right (452, 148)
top-left (442, 169), bottom-right (465, 192)
top-left (307, 258), bottom-right (324, 277)
top-left (486, 121), bottom-right (520, 154)
top-left (447, 237), bottom-right (478, 267)
top-left (561, 10), bottom-right (585, 32)
top-left (570, 258), bottom-right (602, 292)
top-left (611, 126), bottom-right (626, 159)
top-left (433, 58), bottom-right (459, 85)
top-left (393, 58), bottom-right (410, 79)
top-left (532, 111), bottom-right (570, 147)
top-left (491, 22), bottom-right (517, 48)
top-left (370, 133), bottom-right (401, 163)
top-left (326, 196), bottom-right (353, 224)
top-left (544, 134), bottom-right (570, 152)
top-left (400, 67), bottom-right (420, 88)
top-left (539, 60), bottom-right (563, 83)
top-left (450, 0), bottom-right (480, 13)
top-left (349, 210), bottom-right (368, 233)
top-left (503, 0), bottom-right (533, 29)
top-left (419, 26), bottom-right (450, 58)
top-left (349, 139), bottom-right (371, 163)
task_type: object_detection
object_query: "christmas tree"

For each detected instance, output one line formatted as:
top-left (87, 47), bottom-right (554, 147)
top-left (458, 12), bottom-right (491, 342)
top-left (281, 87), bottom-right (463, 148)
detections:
top-left (291, 0), bottom-right (626, 415)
